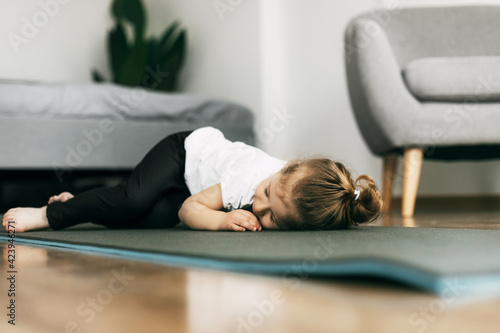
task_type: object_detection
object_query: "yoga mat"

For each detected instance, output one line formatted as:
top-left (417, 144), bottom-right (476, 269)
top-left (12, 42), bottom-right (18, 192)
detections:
top-left (1, 224), bottom-right (500, 296)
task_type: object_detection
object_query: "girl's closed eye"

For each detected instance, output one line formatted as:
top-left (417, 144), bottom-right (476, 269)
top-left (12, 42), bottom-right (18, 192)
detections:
top-left (266, 185), bottom-right (277, 224)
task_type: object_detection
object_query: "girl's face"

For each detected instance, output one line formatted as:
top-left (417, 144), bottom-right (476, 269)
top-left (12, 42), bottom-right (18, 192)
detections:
top-left (252, 171), bottom-right (294, 229)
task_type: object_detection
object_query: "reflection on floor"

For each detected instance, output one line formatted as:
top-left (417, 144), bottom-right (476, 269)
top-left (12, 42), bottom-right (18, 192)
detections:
top-left (1, 198), bottom-right (500, 333)
top-left (376, 196), bottom-right (500, 229)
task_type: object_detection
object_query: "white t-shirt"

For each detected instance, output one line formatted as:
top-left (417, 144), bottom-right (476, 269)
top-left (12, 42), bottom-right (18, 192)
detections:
top-left (184, 127), bottom-right (286, 211)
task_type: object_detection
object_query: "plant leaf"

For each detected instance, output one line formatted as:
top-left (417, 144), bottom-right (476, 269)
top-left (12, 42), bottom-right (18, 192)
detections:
top-left (161, 30), bottom-right (187, 70)
top-left (108, 21), bottom-right (129, 82)
top-left (157, 30), bottom-right (187, 91)
top-left (112, 0), bottom-right (146, 40)
top-left (173, 30), bottom-right (187, 70)
top-left (126, 0), bottom-right (146, 40)
top-left (146, 37), bottom-right (158, 68)
top-left (107, 0), bottom-right (186, 90)
top-left (152, 21), bottom-right (180, 66)
top-left (111, 0), bottom-right (126, 21)
top-left (158, 21), bottom-right (180, 50)
top-left (118, 38), bottom-right (148, 87)
top-left (91, 69), bottom-right (106, 82)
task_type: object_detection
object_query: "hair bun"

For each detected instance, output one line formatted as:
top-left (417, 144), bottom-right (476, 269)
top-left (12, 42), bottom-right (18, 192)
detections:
top-left (350, 175), bottom-right (383, 225)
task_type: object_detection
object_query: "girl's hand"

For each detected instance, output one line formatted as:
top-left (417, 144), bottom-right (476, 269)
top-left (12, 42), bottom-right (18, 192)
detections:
top-left (221, 210), bottom-right (262, 232)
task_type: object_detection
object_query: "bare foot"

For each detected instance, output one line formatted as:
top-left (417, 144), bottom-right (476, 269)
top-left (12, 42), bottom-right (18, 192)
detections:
top-left (48, 192), bottom-right (74, 204)
top-left (2, 206), bottom-right (50, 232)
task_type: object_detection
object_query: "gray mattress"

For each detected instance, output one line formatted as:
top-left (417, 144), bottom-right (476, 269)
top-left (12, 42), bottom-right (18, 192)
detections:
top-left (0, 80), bottom-right (255, 169)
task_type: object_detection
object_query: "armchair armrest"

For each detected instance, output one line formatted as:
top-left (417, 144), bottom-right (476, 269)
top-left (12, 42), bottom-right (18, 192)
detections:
top-left (345, 18), bottom-right (420, 155)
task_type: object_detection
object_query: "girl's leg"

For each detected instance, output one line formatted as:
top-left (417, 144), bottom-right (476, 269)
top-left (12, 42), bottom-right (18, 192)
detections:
top-left (46, 131), bottom-right (193, 230)
top-left (104, 188), bottom-right (190, 229)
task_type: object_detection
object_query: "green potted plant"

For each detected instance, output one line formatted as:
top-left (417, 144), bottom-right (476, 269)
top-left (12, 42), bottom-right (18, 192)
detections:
top-left (92, 0), bottom-right (187, 91)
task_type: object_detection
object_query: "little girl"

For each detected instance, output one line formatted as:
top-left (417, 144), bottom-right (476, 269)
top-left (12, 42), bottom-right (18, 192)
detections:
top-left (2, 127), bottom-right (383, 232)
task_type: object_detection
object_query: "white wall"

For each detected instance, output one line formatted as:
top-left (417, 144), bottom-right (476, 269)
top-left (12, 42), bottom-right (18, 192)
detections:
top-left (258, 0), bottom-right (500, 196)
top-left (0, 1), bottom-right (111, 82)
top-left (0, 0), bottom-right (260, 111)
top-left (1, 0), bottom-right (500, 196)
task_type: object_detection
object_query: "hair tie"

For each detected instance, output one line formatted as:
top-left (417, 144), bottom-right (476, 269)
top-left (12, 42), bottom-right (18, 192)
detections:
top-left (354, 189), bottom-right (361, 201)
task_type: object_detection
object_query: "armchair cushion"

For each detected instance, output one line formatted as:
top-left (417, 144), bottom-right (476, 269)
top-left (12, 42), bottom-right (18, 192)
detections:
top-left (402, 56), bottom-right (500, 102)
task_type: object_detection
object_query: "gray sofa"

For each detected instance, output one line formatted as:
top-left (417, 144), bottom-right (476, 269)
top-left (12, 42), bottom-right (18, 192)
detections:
top-left (0, 80), bottom-right (254, 173)
top-left (345, 6), bottom-right (500, 217)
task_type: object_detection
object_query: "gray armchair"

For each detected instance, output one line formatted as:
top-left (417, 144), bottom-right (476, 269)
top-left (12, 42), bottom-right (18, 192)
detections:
top-left (344, 6), bottom-right (500, 217)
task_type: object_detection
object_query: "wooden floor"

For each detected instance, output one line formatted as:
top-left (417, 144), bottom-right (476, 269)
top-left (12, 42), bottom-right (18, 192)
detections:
top-left (1, 199), bottom-right (500, 333)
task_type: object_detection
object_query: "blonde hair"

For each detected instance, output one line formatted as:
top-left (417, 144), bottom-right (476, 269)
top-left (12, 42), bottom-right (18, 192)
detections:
top-left (276, 157), bottom-right (383, 230)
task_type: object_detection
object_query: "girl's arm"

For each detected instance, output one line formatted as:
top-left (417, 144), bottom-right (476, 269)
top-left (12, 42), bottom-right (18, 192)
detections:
top-left (178, 183), bottom-right (261, 231)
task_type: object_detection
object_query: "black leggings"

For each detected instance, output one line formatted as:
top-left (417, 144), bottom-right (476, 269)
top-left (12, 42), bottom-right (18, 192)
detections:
top-left (46, 131), bottom-right (193, 230)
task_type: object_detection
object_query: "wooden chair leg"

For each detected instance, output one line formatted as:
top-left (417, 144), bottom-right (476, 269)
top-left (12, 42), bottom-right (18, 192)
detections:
top-left (402, 148), bottom-right (423, 218)
top-left (402, 217), bottom-right (416, 227)
top-left (382, 155), bottom-right (398, 214)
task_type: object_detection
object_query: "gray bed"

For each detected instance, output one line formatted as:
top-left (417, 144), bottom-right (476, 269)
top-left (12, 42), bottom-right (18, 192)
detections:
top-left (0, 79), bottom-right (255, 172)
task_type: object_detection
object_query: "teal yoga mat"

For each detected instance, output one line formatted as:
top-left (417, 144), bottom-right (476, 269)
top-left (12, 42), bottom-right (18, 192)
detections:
top-left (1, 224), bottom-right (499, 296)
